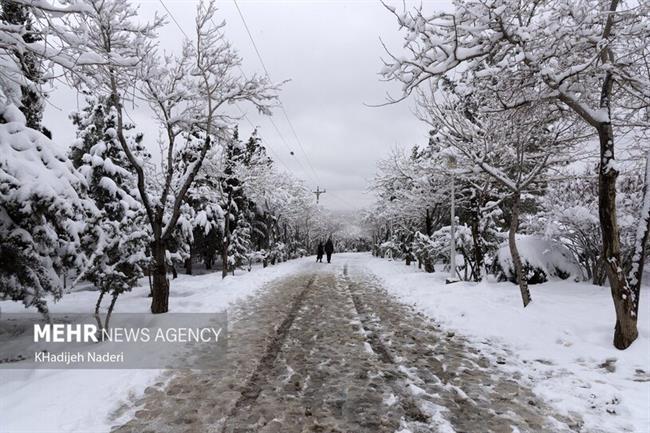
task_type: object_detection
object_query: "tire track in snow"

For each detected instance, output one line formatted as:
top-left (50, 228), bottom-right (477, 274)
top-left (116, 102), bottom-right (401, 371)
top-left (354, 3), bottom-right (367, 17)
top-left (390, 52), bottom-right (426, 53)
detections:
top-left (221, 275), bottom-right (316, 431)
top-left (348, 262), bottom-right (584, 433)
top-left (343, 262), bottom-right (431, 426)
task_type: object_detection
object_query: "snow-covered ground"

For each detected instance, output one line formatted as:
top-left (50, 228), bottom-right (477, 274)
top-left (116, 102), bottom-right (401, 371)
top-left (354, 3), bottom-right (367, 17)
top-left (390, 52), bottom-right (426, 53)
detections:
top-left (0, 258), bottom-right (311, 433)
top-left (363, 253), bottom-right (650, 433)
top-left (2, 253), bottom-right (649, 433)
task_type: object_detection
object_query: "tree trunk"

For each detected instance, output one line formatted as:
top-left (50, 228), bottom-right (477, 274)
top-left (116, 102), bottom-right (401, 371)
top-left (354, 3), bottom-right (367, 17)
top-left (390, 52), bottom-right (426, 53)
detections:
top-left (222, 193), bottom-right (232, 279)
top-left (94, 291), bottom-right (105, 316)
top-left (147, 266), bottom-right (153, 297)
top-left (221, 236), bottom-right (229, 279)
top-left (185, 257), bottom-right (192, 275)
top-left (104, 292), bottom-right (119, 331)
top-left (509, 192), bottom-right (531, 307)
top-left (585, 255), bottom-right (594, 282)
top-left (150, 239), bottom-right (169, 314)
top-left (470, 193), bottom-right (484, 282)
top-left (597, 124), bottom-right (638, 349)
top-left (592, 256), bottom-right (607, 286)
top-left (185, 245), bottom-right (193, 275)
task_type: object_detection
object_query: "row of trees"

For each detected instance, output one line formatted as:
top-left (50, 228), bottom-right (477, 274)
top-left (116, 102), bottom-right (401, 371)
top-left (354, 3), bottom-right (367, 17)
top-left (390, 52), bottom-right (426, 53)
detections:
top-left (0, 0), bottom-right (329, 319)
top-left (372, 0), bottom-right (650, 349)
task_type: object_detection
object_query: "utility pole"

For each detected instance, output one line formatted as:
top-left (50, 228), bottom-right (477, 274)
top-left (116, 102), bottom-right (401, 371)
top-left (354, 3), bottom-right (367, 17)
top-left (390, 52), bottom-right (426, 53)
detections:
top-left (313, 186), bottom-right (326, 204)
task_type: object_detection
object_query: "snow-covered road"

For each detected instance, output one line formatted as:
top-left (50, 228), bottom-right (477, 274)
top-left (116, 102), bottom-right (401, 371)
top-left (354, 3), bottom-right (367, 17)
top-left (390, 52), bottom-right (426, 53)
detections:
top-left (111, 255), bottom-right (581, 433)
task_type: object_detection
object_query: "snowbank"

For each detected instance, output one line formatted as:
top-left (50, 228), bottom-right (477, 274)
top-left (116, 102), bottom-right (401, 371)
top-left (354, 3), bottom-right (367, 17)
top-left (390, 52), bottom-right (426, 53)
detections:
top-left (0, 258), bottom-right (311, 433)
top-left (363, 253), bottom-right (650, 433)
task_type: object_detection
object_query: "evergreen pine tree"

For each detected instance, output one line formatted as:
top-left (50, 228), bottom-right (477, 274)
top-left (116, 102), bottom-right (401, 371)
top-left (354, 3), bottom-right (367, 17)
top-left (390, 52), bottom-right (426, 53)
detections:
top-left (70, 97), bottom-right (149, 320)
top-left (0, 106), bottom-right (92, 315)
top-left (0, 1), bottom-right (45, 131)
top-left (227, 213), bottom-right (252, 272)
top-left (220, 128), bottom-right (248, 276)
top-left (185, 132), bottom-right (225, 271)
top-left (241, 129), bottom-right (273, 251)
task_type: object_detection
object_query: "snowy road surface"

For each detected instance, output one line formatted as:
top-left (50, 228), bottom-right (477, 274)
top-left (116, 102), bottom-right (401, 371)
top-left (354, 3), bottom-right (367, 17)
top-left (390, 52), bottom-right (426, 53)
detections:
top-left (111, 255), bottom-right (582, 433)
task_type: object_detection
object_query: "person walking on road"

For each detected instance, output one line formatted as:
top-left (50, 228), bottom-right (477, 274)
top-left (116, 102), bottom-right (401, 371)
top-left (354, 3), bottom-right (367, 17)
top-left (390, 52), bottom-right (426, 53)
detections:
top-left (325, 237), bottom-right (334, 263)
top-left (316, 241), bottom-right (324, 263)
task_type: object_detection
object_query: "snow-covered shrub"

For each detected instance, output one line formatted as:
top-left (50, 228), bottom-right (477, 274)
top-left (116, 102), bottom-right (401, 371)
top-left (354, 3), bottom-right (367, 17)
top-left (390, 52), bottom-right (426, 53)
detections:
top-left (495, 235), bottom-right (582, 284)
top-left (412, 231), bottom-right (436, 272)
top-left (401, 236), bottom-right (416, 265)
top-left (268, 242), bottom-right (287, 265)
top-left (430, 225), bottom-right (473, 260)
top-left (411, 227), bottom-right (474, 274)
top-left (245, 250), bottom-right (266, 271)
top-left (427, 224), bottom-right (477, 279)
top-left (379, 239), bottom-right (401, 260)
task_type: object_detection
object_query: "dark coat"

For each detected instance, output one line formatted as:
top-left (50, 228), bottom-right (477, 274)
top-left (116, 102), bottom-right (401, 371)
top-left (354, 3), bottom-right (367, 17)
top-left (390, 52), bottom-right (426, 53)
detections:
top-left (324, 239), bottom-right (334, 254)
top-left (316, 243), bottom-right (324, 257)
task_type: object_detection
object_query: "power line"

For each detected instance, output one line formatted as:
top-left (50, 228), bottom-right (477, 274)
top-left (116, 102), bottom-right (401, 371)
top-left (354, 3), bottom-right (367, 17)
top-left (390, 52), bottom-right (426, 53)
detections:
top-left (206, 15), bottom-right (298, 175)
top-left (328, 191), bottom-right (358, 209)
top-left (159, 2), bottom-right (303, 180)
top-left (156, 2), bottom-right (350, 208)
top-left (208, 19), bottom-right (309, 180)
top-left (236, 105), bottom-right (293, 173)
top-left (267, 116), bottom-right (318, 184)
top-left (232, 0), bottom-right (323, 185)
top-left (278, 104), bottom-right (321, 183)
top-left (151, 1), bottom-right (360, 210)
top-left (157, 0), bottom-right (189, 39)
top-left (232, 0), bottom-right (271, 78)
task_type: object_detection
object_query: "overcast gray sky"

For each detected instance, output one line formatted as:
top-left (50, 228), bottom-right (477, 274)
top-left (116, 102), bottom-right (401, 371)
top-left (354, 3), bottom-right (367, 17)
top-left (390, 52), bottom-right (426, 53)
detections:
top-left (43, 0), bottom-right (453, 211)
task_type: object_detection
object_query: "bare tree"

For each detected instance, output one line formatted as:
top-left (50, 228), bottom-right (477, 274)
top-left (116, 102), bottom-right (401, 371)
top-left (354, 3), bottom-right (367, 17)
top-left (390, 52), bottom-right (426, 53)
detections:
top-left (70, 0), bottom-right (280, 313)
top-left (381, 0), bottom-right (650, 349)
top-left (419, 92), bottom-right (581, 306)
top-left (132, 1), bottom-right (281, 313)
